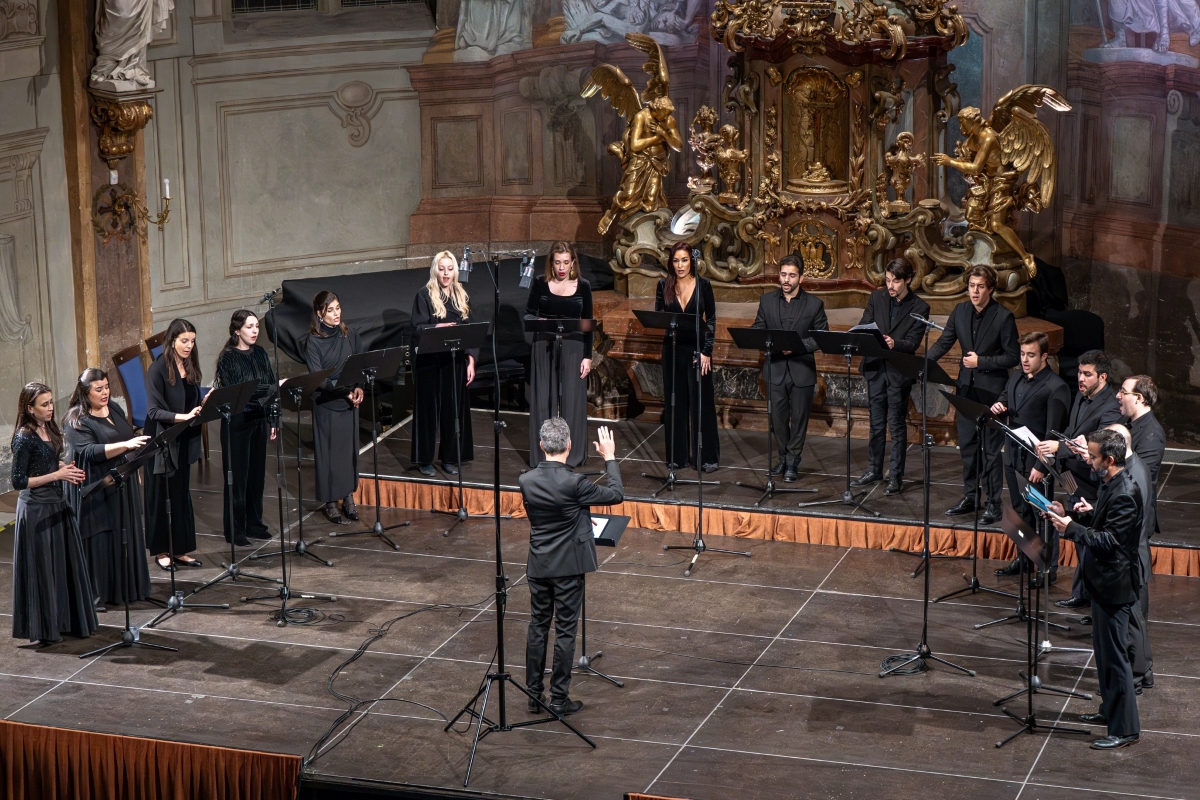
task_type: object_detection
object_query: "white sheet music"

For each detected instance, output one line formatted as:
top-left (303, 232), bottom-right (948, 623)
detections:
top-left (849, 322), bottom-right (880, 334)
top-left (1010, 426), bottom-right (1041, 450)
top-left (590, 517), bottom-right (608, 539)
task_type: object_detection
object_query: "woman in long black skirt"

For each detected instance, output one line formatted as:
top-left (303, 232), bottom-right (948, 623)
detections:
top-left (306, 290), bottom-right (364, 524)
top-left (63, 369), bottom-right (152, 605)
top-left (526, 241), bottom-right (592, 467)
top-left (411, 250), bottom-right (476, 477)
top-left (655, 241), bottom-right (719, 471)
top-left (10, 382), bottom-right (96, 645)
top-left (145, 318), bottom-right (205, 572)
top-left (213, 309), bottom-right (277, 546)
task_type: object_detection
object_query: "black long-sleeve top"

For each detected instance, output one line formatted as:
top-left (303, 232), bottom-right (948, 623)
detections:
top-left (524, 277), bottom-right (593, 358)
top-left (65, 404), bottom-right (137, 536)
top-left (655, 278), bottom-right (717, 356)
top-left (411, 287), bottom-right (480, 362)
top-left (214, 344), bottom-right (276, 411)
top-left (305, 323), bottom-right (364, 408)
top-left (145, 355), bottom-right (202, 465)
top-left (10, 430), bottom-right (59, 491)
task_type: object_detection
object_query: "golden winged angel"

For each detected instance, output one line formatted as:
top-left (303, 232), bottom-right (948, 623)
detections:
top-left (582, 33), bottom-right (683, 236)
top-left (932, 85), bottom-right (1070, 279)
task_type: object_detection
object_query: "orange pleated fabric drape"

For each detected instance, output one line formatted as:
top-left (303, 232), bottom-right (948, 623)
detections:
top-left (0, 720), bottom-right (300, 800)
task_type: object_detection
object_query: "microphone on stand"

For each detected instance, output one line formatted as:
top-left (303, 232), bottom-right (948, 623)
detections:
top-left (910, 313), bottom-right (945, 331)
top-left (518, 251), bottom-right (536, 289)
top-left (256, 289), bottom-right (279, 305)
top-left (459, 246), bottom-right (472, 283)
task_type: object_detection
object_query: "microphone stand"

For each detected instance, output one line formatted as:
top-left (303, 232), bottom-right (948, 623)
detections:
top-left (445, 251), bottom-right (594, 788)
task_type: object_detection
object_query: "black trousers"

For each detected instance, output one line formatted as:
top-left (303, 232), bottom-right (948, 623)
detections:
top-left (956, 393), bottom-right (1003, 503)
top-left (768, 377), bottom-right (814, 469)
top-left (661, 343), bottom-right (719, 468)
top-left (222, 410), bottom-right (269, 542)
top-left (865, 374), bottom-right (911, 478)
top-left (1071, 546), bottom-right (1091, 602)
top-left (525, 574), bottom-right (584, 701)
top-left (1127, 581), bottom-right (1153, 677)
top-left (1093, 599), bottom-right (1140, 738)
top-left (411, 352), bottom-right (473, 467)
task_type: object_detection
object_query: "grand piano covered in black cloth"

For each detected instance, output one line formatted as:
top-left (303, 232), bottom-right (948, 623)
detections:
top-left (263, 254), bottom-right (614, 375)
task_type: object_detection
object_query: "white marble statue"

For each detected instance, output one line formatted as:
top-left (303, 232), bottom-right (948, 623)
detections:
top-left (1106, 0), bottom-right (1200, 52)
top-left (89, 0), bottom-right (174, 92)
top-left (561, 0), bottom-right (702, 46)
top-left (454, 0), bottom-right (531, 62)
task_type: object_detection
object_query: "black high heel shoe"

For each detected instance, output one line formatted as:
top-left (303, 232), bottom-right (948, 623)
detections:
top-left (323, 502), bottom-right (347, 525)
top-left (341, 497), bottom-right (360, 522)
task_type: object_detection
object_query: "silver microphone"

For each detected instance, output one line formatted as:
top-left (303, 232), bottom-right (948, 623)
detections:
top-left (910, 313), bottom-right (945, 331)
top-left (458, 246), bottom-right (471, 283)
top-left (518, 252), bottom-right (536, 289)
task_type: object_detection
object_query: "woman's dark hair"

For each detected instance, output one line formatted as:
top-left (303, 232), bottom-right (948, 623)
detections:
top-left (310, 290), bottom-right (349, 337)
top-left (884, 257), bottom-right (915, 283)
top-left (64, 368), bottom-right (109, 430)
top-left (222, 309), bottom-right (258, 357)
top-left (163, 318), bottom-right (202, 386)
top-left (663, 241), bottom-right (697, 306)
top-left (545, 241), bottom-right (580, 282)
top-left (13, 382), bottom-right (62, 454)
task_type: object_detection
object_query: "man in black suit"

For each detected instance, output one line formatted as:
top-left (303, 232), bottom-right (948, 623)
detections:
top-left (1046, 429), bottom-right (1143, 750)
top-left (1105, 423), bottom-right (1156, 690)
top-left (926, 264), bottom-right (1020, 524)
top-left (849, 257), bottom-right (930, 495)
top-left (520, 418), bottom-right (624, 716)
top-left (989, 330), bottom-right (1072, 585)
top-left (1119, 375), bottom-right (1166, 485)
top-left (751, 255), bottom-right (828, 482)
top-left (1040, 350), bottom-right (1124, 609)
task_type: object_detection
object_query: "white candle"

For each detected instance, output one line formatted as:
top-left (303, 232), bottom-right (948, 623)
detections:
top-left (109, 169), bottom-right (118, 186)
top-left (163, 178), bottom-right (171, 199)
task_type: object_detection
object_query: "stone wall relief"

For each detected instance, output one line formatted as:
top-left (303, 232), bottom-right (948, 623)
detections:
top-left (1087, 0), bottom-right (1200, 67)
top-left (561, 0), bottom-right (702, 46)
top-left (0, 0), bottom-right (42, 82)
top-left (329, 81), bottom-right (386, 147)
top-left (519, 65), bottom-right (595, 193)
top-left (455, 0), bottom-right (532, 62)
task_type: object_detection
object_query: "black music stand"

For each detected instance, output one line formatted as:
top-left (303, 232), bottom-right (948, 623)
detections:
top-left (632, 309), bottom-right (718, 498)
top-left (80, 445), bottom-right (179, 658)
top-left (523, 317), bottom-right (596, 421)
top-left (571, 513), bottom-right (628, 688)
top-left (188, 380), bottom-right (282, 599)
top-left (418, 322), bottom-right (493, 536)
top-left (800, 330), bottom-right (886, 517)
top-left (146, 418), bottom-right (231, 629)
top-left (328, 347), bottom-right (412, 549)
top-left (992, 504), bottom-right (1091, 748)
top-left (729, 327), bottom-right (818, 505)
top-left (252, 368), bottom-right (337, 567)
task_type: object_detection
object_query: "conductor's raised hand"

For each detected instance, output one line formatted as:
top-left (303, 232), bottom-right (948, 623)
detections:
top-left (594, 426), bottom-right (616, 461)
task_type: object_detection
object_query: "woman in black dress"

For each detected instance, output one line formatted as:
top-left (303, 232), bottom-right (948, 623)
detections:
top-left (411, 250), bottom-right (476, 477)
top-left (306, 290), bottom-right (364, 524)
top-left (10, 382), bottom-right (96, 644)
top-left (63, 369), bottom-right (152, 605)
top-left (145, 318), bottom-right (205, 572)
top-left (526, 241), bottom-right (592, 467)
top-left (655, 241), bottom-right (719, 471)
top-left (213, 309), bottom-right (277, 546)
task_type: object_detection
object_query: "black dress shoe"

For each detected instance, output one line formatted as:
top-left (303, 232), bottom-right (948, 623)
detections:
top-left (227, 534), bottom-right (252, 547)
top-left (247, 529), bottom-right (273, 540)
top-left (174, 556), bottom-right (202, 568)
top-left (341, 500), bottom-right (360, 522)
top-left (850, 471), bottom-right (882, 487)
top-left (1080, 615), bottom-right (1092, 626)
top-left (418, 464), bottom-right (436, 477)
top-left (946, 496), bottom-right (976, 516)
top-left (1079, 712), bottom-right (1108, 725)
top-left (323, 503), bottom-right (347, 525)
top-left (995, 558), bottom-right (1021, 577)
top-left (1091, 734), bottom-right (1138, 750)
top-left (1029, 570), bottom-right (1057, 589)
top-left (527, 692), bottom-right (546, 713)
top-left (979, 503), bottom-right (1001, 525)
top-left (783, 465), bottom-right (797, 482)
top-left (442, 462), bottom-right (460, 476)
top-left (768, 462), bottom-right (785, 476)
top-left (548, 698), bottom-right (583, 716)
top-left (702, 462), bottom-right (719, 474)
top-left (884, 478), bottom-right (903, 495)
top-left (1055, 596), bottom-right (1089, 609)
top-left (1139, 670), bottom-right (1154, 689)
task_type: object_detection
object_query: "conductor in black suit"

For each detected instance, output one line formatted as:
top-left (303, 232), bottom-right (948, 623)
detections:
top-left (750, 255), bottom-right (828, 482)
top-left (1039, 350), bottom-right (1123, 609)
top-left (849, 257), bottom-right (929, 495)
top-left (989, 330), bottom-right (1072, 585)
top-left (926, 264), bottom-right (1020, 524)
top-left (520, 418), bottom-right (624, 716)
top-left (1046, 429), bottom-right (1143, 750)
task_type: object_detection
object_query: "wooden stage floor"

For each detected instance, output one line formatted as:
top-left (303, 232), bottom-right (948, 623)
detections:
top-left (0, 417), bottom-right (1197, 799)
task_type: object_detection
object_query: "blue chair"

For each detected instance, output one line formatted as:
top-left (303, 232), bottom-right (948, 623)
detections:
top-left (111, 343), bottom-right (149, 429)
top-left (138, 329), bottom-right (211, 459)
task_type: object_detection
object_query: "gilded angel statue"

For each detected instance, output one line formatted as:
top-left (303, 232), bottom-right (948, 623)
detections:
top-left (931, 85), bottom-right (1070, 279)
top-left (582, 32), bottom-right (683, 235)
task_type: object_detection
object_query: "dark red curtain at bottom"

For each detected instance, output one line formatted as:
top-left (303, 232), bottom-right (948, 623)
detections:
top-left (0, 720), bottom-right (300, 800)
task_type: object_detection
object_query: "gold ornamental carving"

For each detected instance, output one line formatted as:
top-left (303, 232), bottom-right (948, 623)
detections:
top-left (788, 218), bottom-right (836, 279)
top-left (715, 125), bottom-right (748, 205)
top-left (931, 85), bottom-right (1069, 282)
top-left (883, 132), bottom-right (925, 215)
top-left (582, 33), bottom-right (683, 235)
top-left (687, 105), bottom-right (721, 194)
top-left (89, 95), bottom-right (154, 169)
top-left (783, 68), bottom-right (848, 193)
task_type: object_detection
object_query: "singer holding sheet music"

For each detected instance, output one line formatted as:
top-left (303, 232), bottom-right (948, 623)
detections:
top-left (656, 242), bottom-right (719, 471)
top-left (751, 254), bottom-right (827, 481)
top-left (306, 291), bottom-right (365, 525)
top-left (850, 257), bottom-right (928, 495)
top-left (411, 251), bottom-right (476, 478)
top-left (526, 241), bottom-right (593, 468)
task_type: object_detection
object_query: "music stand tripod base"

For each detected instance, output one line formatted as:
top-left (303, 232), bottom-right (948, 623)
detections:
top-left (664, 537), bottom-right (751, 578)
